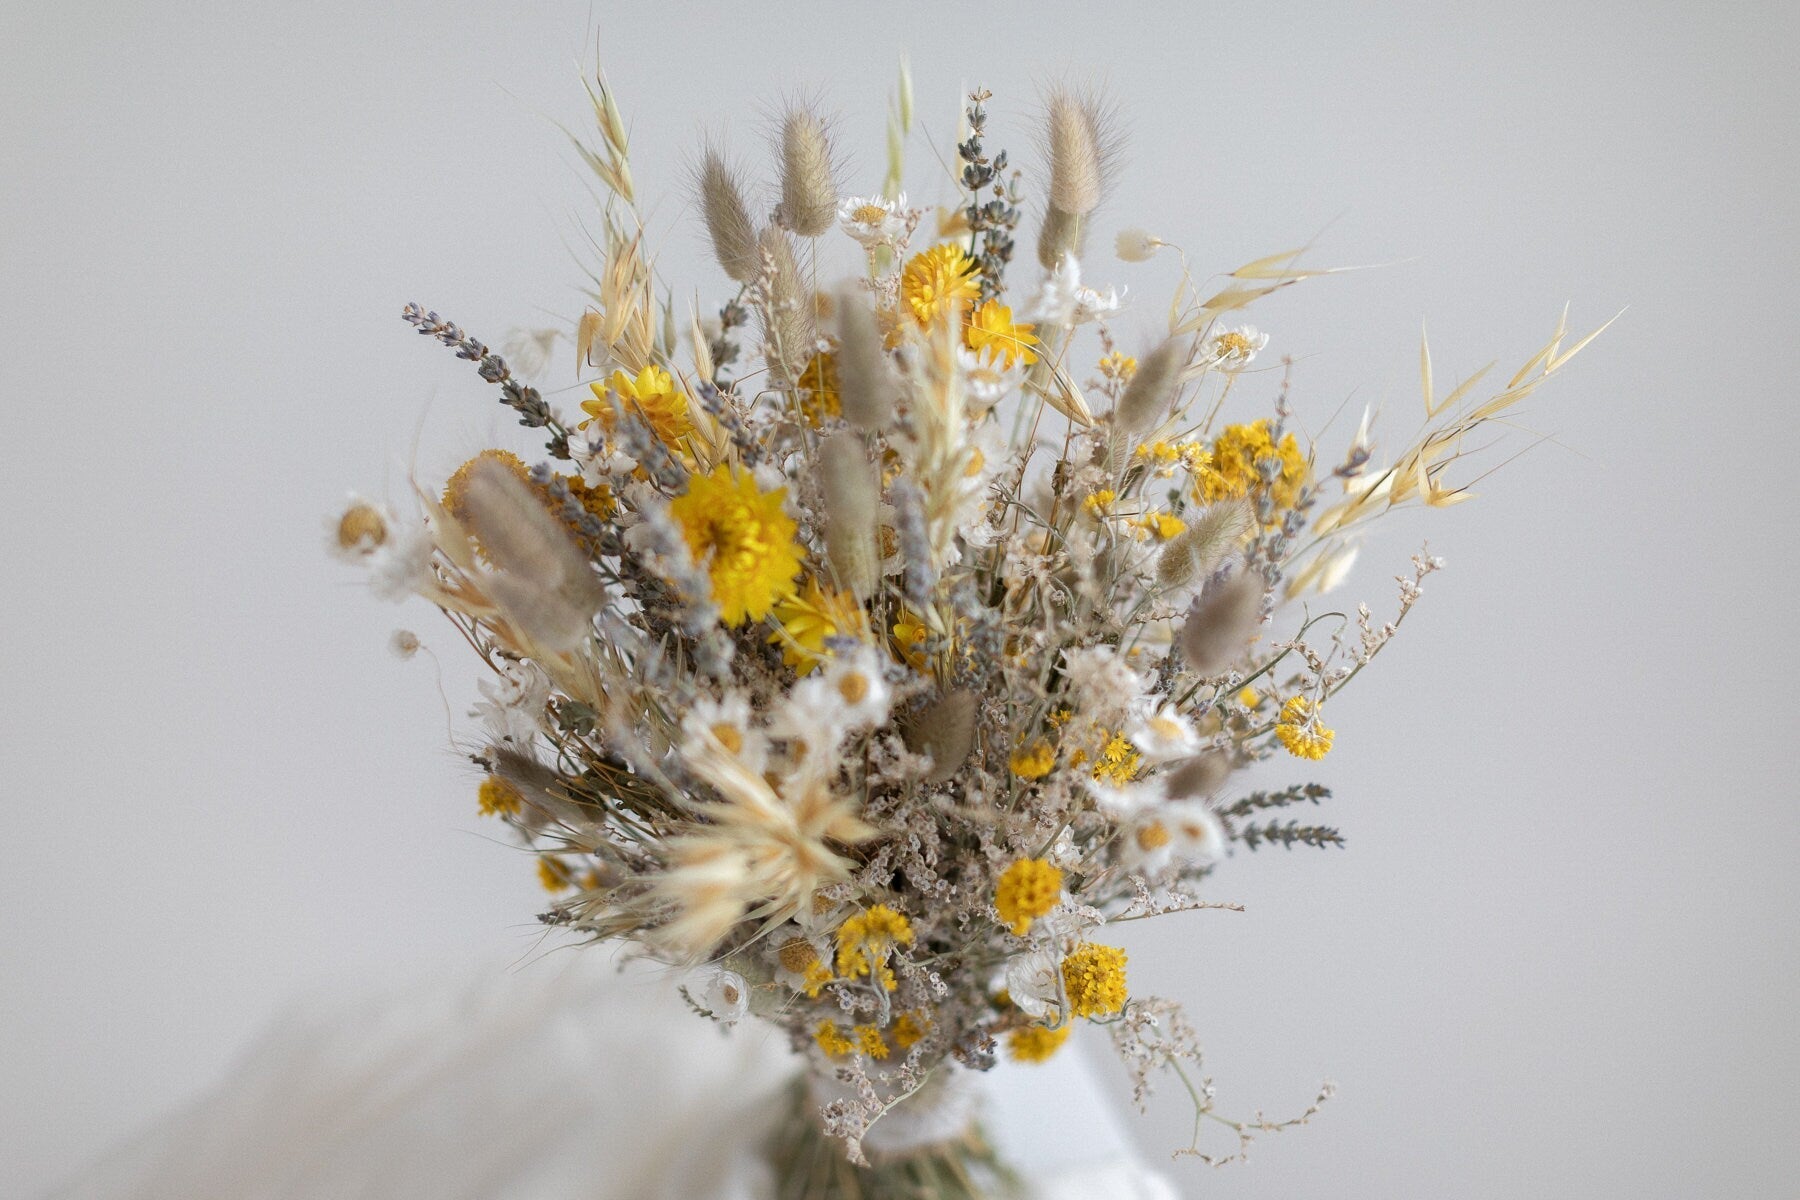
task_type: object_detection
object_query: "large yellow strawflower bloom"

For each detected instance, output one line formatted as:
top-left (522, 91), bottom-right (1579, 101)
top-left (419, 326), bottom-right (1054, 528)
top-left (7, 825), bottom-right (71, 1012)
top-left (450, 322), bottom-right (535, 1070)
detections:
top-left (836, 904), bottom-right (915, 992)
top-left (582, 364), bottom-right (694, 446)
top-left (1008, 1021), bottom-right (1073, 1063)
top-left (1194, 418), bottom-right (1310, 517)
top-left (667, 465), bottom-right (804, 625)
top-left (995, 858), bottom-right (1063, 936)
top-left (1275, 695), bottom-right (1335, 760)
top-left (1062, 943), bottom-right (1129, 1018)
top-left (769, 575), bottom-right (868, 672)
top-left (901, 243), bottom-right (981, 325)
top-left (964, 298), bottom-right (1040, 368)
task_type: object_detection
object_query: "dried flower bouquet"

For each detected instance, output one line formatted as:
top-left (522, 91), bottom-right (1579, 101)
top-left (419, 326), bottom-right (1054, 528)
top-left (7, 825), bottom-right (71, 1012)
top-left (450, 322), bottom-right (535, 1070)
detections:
top-left (332, 54), bottom-right (1604, 1197)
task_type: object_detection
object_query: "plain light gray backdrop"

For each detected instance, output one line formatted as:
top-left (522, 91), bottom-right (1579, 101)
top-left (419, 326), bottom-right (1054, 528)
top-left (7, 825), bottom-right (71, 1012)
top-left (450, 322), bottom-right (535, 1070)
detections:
top-left (3, 1), bottom-right (1796, 1195)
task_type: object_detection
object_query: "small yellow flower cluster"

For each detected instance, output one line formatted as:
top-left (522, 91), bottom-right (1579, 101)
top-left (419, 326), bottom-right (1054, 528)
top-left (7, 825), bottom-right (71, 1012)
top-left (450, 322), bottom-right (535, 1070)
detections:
top-left (1008, 1021), bottom-right (1073, 1063)
top-left (814, 1020), bottom-right (856, 1058)
top-left (796, 352), bottom-right (841, 427)
top-left (814, 1014), bottom-right (925, 1061)
top-left (1090, 732), bottom-right (1142, 786)
top-left (1008, 739), bottom-right (1057, 780)
top-left (1097, 351), bottom-right (1137, 382)
top-left (1194, 419), bottom-right (1310, 516)
top-left (478, 774), bottom-right (523, 818)
top-left (995, 858), bottom-right (1063, 936)
top-left (1082, 489), bottom-right (1116, 516)
top-left (1276, 696), bottom-right (1335, 760)
top-left (1134, 440), bottom-right (1182, 473)
top-left (778, 937), bottom-right (833, 998)
top-left (667, 465), bottom-right (804, 626)
top-left (1062, 943), bottom-right (1129, 1018)
top-left (538, 855), bottom-right (574, 893)
top-left (836, 904), bottom-right (915, 991)
top-left (891, 1010), bottom-right (929, 1050)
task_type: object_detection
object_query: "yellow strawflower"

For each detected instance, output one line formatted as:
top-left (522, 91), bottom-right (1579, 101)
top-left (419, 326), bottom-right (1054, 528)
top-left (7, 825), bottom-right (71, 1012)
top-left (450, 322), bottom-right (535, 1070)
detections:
top-left (1082, 489), bottom-right (1116, 516)
top-left (667, 465), bottom-right (804, 625)
top-left (901, 243), bottom-right (981, 325)
top-left (769, 575), bottom-right (867, 671)
top-left (1275, 695), bottom-right (1335, 760)
top-left (964, 298), bottom-right (1039, 368)
top-left (1062, 943), bottom-right (1128, 1018)
top-left (1008, 1021), bottom-right (1073, 1063)
top-left (581, 364), bottom-right (693, 446)
top-left (995, 858), bottom-right (1063, 936)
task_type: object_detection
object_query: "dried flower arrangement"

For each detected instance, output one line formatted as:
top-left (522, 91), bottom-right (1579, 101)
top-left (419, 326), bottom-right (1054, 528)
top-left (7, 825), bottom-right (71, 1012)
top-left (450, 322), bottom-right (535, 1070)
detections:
top-left (332, 55), bottom-right (1606, 1197)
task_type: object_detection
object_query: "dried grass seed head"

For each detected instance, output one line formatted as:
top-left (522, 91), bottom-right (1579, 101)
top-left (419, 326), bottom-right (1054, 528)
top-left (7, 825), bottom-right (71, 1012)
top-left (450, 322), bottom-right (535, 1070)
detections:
top-left (1178, 570), bottom-right (1267, 676)
top-left (695, 145), bottom-right (760, 283)
top-left (833, 285), bottom-right (896, 430)
top-left (776, 105), bottom-right (837, 237)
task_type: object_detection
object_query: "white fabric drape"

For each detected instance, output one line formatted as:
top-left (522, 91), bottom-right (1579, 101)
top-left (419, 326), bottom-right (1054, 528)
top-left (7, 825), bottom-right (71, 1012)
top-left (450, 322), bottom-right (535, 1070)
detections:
top-left (52, 955), bottom-right (1176, 1200)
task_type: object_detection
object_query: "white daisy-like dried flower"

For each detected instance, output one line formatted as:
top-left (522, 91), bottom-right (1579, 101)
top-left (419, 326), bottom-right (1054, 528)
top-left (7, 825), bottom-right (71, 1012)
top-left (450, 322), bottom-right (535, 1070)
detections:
top-left (1204, 324), bottom-right (1270, 370)
top-left (1127, 702), bottom-right (1204, 764)
top-left (837, 192), bottom-right (907, 246)
top-left (681, 692), bottom-right (770, 776)
top-left (328, 495), bottom-right (435, 601)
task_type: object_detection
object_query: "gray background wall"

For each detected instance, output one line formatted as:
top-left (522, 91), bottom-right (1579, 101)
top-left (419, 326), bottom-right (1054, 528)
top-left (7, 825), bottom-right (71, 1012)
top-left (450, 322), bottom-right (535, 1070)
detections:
top-left (3, 0), bottom-right (1796, 1195)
